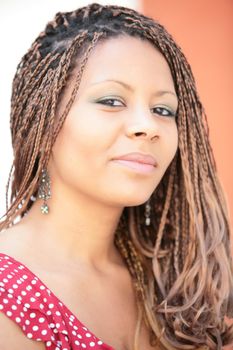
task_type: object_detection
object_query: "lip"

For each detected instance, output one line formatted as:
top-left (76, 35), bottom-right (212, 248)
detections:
top-left (112, 152), bottom-right (158, 174)
top-left (112, 152), bottom-right (158, 167)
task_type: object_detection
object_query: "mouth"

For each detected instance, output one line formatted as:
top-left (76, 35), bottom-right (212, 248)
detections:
top-left (112, 159), bottom-right (156, 174)
top-left (112, 152), bottom-right (158, 174)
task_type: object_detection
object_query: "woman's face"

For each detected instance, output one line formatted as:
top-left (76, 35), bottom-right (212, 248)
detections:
top-left (49, 35), bottom-right (178, 207)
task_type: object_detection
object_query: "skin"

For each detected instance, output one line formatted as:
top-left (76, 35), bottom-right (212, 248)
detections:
top-left (0, 34), bottom-right (231, 350)
top-left (0, 35), bottom-right (179, 349)
top-left (21, 34), bottom-right (178, 268)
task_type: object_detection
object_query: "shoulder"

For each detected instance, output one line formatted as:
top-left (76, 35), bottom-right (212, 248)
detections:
top-left (0, 254), bottom-right (47, 349)
top-left (0, 310), bottom-right (45, 349)
top-left (0, 254), bottom-right (63, 350)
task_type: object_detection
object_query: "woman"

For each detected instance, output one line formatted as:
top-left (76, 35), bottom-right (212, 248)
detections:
top-left (0, 2), bottom-right (232, 350)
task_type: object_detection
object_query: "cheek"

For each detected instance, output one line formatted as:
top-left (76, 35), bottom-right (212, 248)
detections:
top-left (165, 122), bottom-right (178, 158)
top-left (51, 108), bottom-right (116, 175)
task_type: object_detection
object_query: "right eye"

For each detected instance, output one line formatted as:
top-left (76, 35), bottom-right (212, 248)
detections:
top-left (96, 98), bottom-right (124, 107)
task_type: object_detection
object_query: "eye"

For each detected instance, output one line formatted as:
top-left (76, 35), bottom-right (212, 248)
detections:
top-left (151, 106), bottom-right (177, 118)
top-left (96, 98), bottom-right (124, 107)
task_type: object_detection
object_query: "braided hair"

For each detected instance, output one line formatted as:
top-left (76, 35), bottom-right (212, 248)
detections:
top-left (1, 3), bottom-right (233, 349)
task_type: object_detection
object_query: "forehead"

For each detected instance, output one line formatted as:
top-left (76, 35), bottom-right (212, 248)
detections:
top-left (75, 35), bottom-right (176, 95)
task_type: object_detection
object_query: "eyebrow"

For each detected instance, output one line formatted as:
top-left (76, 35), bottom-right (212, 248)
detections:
top-left (89, 79), bottom-right (177, 98)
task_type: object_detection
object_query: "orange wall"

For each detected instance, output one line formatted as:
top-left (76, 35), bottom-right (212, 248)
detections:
top-left (142, 0), bottom-right (233, 233)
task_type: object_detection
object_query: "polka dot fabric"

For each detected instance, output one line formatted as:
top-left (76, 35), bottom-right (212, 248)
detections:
top-left (0, 253), bottom-right (114, 350)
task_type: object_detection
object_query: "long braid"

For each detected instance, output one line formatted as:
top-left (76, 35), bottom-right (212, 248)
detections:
top-left (1, 3), bottom-right (233, 349)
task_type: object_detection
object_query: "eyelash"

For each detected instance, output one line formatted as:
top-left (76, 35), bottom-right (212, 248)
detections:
top-left (97, 98), bottom-right (176, 118)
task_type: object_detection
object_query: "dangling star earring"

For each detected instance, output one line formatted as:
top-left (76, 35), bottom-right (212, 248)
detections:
top-left (38, 168), bottom-right (51, 214)
top-left (144, 199), bottom-right (151, 226)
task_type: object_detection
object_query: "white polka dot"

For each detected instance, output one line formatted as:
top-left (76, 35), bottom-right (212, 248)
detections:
top-left (81, 344), bottom-right (86, 348)
top-left (72, 330), bottom-right (76, 336)
top-left (41, 329), bottom-right (47, 335)
top-left (31, 280), bottom-right (37, 285)
top-left (40, 303), bottom-right (44, 309)
top-left (75, 340), bottom-right (80, 345)
top-left (3, 298), bottom-right (8, 304)
top-left (0, 282), bottom-right (4, 287)
top-left (0, 304), bottom-right (3, 310)
top-left (3, 278), bottom-right (8, 283)
top-left (7, 274), bottom-right (13, 279)
top-left (11, 305), bottom-right (17, 310)
top-left (18, 296), bottom-right (22, 301)
top-left (25, 320), bottom-right (30, 325)
top-left (30, 312), bottom-right (36, 318)
top-left (26, 285), bottom-right (32, 291)
top-left (35, 292), bottom-right (41, 297)
top-left (46, 341), bottom-right (52, 346)
top-left (17, 300), bottom-right (22, 305)
top-left (22, 275), bottom-right (28, 279)
top-left (17, 279), bottom-right (22, 284)
top-left (40, 285), bottom-right (45, 290)
top-left (90, 342), bottom-right (95, 347)
top-left (46, 310), bottom-right (52, 315)
top-left (24, 303), bottom-right (30, 308)
top-left (30, 297), bottom-right (36, 302)
top-left (73, 325), bottom-right (78, 330)
top-left (16, 317), bottom-right (21, 323)
top-left (97, 340), bottom-right (103, 345)
top-left (78, 334), bottom-right (82, 339)
top-left (7, 294), bottom-right (13, 299)
top-left (85, 333), bottom-right (91, 337)
top-left (32, 325), bottom-right (39, 331)
top-left (39, 317), bottom-right (45, 323)
top-left (48, 303), bottom-right (54, 309)
top-left (27, 333), bottom-right (33, 339)
top-left (6, 311), bottom-right (12, 316)
top-left (55, 311), bottom-right (61, 316)
top-left (20, 312), bottom-right (24, 317)
top-left (21, 291), bottom-right (27, 296)
top-left (49, 323), bottom-right (55, 328)
top-left (8, 288), bottom-right (14, 294)
top-left (13, 284), bottom-right (18, 289)
top-left (56, 323), bottom-right (60, 329)
top-left (53, 329), bottom-right (58, 333)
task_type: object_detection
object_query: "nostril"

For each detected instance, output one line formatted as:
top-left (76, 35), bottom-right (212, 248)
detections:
top-left (135, 132), bottom-right (146, 136)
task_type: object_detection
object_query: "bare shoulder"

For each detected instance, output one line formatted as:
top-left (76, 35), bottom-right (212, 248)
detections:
top-left (0, 222), bottom-right (34, 258)
top-left (0, 312), bottom-right (46, 349)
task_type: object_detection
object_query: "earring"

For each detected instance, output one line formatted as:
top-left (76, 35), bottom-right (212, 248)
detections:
top-left (144, 199), bottom-right (151, 226)
top-left (38, 168), bottom-right (51, 214)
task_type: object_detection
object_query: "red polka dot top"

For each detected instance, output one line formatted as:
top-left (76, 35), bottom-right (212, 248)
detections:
top-left (0, 253), bottom-right (114, 350)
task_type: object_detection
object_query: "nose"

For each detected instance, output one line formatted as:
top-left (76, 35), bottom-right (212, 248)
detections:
top-left (125, 108), bottom-right (160, 142)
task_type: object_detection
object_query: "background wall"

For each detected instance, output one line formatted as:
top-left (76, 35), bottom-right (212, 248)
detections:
top-left (142, 0), bottom-right (233, 237)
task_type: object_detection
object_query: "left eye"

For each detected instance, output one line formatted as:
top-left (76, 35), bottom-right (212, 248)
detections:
top-left (97, 98), bottom-right (124, 107)
top-left (151, 106), bottom-right (176, 118)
